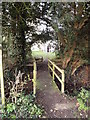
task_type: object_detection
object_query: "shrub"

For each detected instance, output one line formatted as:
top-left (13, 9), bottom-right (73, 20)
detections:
top-left (77, 88), bottom-right (90, 111)
top-left (2, 93), bottom-right (43, 118)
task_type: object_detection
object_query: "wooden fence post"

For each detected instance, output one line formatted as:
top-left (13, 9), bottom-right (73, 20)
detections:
top-left (0, 44), bottom-right (5, 105)
top-left (33, 61), bottom-right (36, 95)
top-left (61, 70), bottom-right (64, 93)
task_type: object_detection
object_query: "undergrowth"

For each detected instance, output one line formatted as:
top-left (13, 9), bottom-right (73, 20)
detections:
top-left (2, 93), bottom-right (43, 119)
top-left (77, 88), bottom-right (90, 111)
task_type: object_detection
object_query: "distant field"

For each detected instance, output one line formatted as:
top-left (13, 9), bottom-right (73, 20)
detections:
top-left (32, 50), bottom-right (56, 60)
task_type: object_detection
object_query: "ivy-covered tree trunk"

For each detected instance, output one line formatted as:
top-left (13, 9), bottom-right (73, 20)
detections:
top-left (19, 23), bottom-right (26, 65)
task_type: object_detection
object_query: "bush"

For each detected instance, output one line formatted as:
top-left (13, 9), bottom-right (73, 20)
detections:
top-left (2, 93), bottom-right (43, 118)
top-left (77, 88), bottom-right (90, 111)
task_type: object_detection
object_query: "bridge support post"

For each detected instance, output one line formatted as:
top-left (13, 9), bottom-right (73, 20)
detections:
top-left (33, 61), bottom-right (36, 95)
top-left (61, 70), bottom-right (64, 93)
top-left (0, 44), bottom-right (5, 105)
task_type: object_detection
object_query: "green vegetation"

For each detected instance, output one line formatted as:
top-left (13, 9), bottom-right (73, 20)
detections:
top-left (2, 93), bottom-right (43, 119)
top-left (1, 2), bottom-right (89, 118)
top-left (77, 88), bottom-right (90, 111)
top-left (32, 50), bottom-right (56, 60)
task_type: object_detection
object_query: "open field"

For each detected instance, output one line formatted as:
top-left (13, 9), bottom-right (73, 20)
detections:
top-left (32, 50), bottom-right (56, 60)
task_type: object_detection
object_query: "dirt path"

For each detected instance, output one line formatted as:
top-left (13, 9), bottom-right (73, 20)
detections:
top-left (36, 60), bottom-right (88, 118)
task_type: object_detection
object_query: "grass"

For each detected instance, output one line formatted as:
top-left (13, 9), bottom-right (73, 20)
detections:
top-left (32, 50), bottom-right (56, 60)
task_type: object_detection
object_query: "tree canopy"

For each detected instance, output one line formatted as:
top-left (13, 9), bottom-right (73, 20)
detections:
top-left (2, 2), bottom-right (89, 75)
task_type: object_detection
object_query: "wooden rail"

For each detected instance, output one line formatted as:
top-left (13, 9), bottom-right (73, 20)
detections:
top-left (48, 59), bottom-right (65, 93)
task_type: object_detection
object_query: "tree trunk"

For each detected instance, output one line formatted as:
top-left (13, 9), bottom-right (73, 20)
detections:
top-left (62, 41), bottom-right (76, 69)
top-left (20, 29), bottom-right (26, 65)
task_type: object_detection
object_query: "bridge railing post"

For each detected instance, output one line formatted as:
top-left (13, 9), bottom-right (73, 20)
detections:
top-left (61, 70), bottom-right (64, 93)
top-left (33, 60), bottom-right (36, 95)
top-left (0, 44), bottom-right (5, 105)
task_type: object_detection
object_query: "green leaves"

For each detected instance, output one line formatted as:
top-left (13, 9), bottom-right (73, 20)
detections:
top-left (16, 93), bottom-right (43, 118)
top-left (6, 103), bottom-right (16, 114)
top-left (2, 103), bottom-right (16, 119)
top-left (77, 88), bottom-right (90, 111)
top-left (2, 93), bottom-right (43, 118)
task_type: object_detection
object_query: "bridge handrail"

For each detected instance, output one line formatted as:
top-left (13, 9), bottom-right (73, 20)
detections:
top-left (48, 59), bottom-right (65, 93)
top-left (0, 58), bottom-right (37, 105)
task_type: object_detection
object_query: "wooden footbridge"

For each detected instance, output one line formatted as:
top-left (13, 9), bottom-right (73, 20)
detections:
top-left (0, 56), bottom-right (79, 118)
